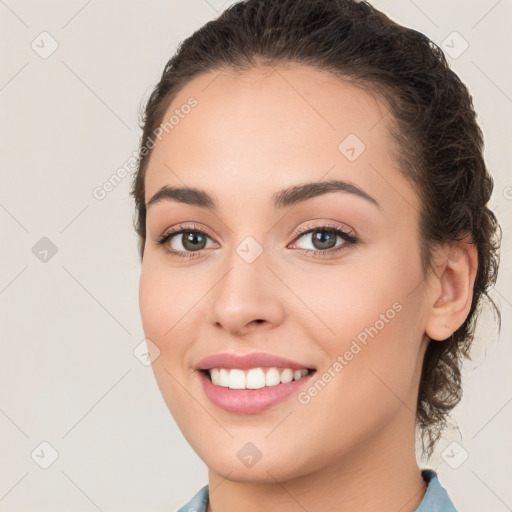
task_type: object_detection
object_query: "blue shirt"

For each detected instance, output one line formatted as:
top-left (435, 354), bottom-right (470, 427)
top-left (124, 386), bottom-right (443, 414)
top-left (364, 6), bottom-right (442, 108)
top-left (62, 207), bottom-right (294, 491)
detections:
top-left (177, 469), bottom-right (457, 511)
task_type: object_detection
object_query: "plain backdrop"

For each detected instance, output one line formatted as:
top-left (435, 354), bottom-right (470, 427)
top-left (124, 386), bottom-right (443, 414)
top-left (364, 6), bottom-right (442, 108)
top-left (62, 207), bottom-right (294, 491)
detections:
top-left (0, 0), bottom-right (511, 510)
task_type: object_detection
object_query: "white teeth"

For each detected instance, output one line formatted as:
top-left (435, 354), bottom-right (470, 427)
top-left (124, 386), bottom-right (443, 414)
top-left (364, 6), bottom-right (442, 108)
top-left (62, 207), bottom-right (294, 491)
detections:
top-left (280, 368), bottom-right (294, 383)
top-left (246, 368), bottom-right (266, 389)
top-left (219, 368), bottom-right (229, 387)
top-left (228, 369), bottom-right (246, 389)
top-left (207, 367), bottom-right (311, 389)
top-left (265, 368), bottom-right (281, 386)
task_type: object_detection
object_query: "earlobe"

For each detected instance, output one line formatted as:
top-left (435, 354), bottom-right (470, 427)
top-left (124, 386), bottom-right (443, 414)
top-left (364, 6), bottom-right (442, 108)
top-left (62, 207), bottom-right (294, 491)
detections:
top-left (425, 235), bottom-right (478, 341)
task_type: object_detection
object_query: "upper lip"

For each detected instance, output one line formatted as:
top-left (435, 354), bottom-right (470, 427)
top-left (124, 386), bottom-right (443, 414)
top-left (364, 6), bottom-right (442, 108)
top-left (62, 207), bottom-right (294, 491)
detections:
top-left (194, 352), bottom-right (315, 371)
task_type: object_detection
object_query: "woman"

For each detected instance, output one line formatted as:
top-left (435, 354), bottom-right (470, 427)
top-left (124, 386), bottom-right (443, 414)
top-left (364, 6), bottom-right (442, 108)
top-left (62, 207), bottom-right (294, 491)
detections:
top-left (130, 0), bottom-right (501, 510)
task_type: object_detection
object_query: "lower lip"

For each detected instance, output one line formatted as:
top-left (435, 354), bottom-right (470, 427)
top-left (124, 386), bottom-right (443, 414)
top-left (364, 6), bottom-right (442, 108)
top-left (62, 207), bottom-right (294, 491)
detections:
top-left (198, 370), bottom-right (316, 413)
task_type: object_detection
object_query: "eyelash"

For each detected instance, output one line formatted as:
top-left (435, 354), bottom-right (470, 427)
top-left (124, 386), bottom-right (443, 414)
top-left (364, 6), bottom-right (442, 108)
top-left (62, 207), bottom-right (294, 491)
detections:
top-left (154, 222), bottom-right (358, 260)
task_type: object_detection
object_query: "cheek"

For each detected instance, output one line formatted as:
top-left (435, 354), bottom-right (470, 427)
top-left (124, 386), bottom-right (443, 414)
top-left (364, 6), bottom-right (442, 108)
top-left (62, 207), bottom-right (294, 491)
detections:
top-left (287, 255), bottom-right (409, 346)
top-left (139, 276), bottom-right (168, 348)
top-left (138, 264), bottom-right (199, 419)
top-left (138, 261), bottom-right (196, 347)
top-left (290, 252), bottom-right (423, 405)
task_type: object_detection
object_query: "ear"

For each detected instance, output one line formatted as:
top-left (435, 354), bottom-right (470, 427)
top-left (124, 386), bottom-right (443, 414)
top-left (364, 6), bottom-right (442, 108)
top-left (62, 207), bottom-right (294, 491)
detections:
top-left (425, 233), bottom-right (478, 341)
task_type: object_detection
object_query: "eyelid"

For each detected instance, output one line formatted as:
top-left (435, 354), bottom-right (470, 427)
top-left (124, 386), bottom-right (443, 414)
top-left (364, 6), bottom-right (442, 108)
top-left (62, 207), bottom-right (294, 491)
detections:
top-left (292, 222), bottom-right (356, 240)
top-left (155, 222), bottom-right (218, 243)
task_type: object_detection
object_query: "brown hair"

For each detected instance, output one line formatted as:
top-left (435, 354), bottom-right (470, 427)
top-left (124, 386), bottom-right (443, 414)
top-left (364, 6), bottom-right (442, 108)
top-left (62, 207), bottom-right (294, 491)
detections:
top-left (130, 0), bottom-right (501, 457)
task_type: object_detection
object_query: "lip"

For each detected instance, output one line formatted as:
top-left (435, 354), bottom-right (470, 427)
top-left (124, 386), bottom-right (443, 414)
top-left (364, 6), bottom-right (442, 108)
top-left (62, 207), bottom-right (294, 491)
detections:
top-left (194, 351), bottom-right (315, 371)
top-left (197, 368), bottom-right (316, 414)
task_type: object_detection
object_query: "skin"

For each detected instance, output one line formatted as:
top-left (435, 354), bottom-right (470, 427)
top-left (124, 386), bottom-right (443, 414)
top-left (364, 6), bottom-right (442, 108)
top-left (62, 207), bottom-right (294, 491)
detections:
top-left (138, 64), bottom-right (477, 512)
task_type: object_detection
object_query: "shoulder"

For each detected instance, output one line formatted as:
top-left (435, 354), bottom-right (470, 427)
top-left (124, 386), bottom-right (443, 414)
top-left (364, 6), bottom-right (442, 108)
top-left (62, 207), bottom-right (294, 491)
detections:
top-left (176, 485), bottom-right (209, 512)
top-left (415, 469), bottom-right (458, 512)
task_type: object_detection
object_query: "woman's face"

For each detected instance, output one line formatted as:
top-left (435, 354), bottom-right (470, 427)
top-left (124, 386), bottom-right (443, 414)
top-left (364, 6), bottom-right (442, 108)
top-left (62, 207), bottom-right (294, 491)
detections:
top-left (139, 64), bottom-right (433, 482)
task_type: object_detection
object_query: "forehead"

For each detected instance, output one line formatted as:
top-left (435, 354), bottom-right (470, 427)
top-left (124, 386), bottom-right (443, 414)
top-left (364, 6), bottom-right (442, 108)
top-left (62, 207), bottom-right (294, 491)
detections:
top-left (144, 64), bottom-right (417, 216)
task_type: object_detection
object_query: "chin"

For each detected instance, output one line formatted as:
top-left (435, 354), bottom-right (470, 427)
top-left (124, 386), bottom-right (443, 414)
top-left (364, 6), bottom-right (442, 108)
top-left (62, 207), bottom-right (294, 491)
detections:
top-left (198, 442), bottom-right (314, 484)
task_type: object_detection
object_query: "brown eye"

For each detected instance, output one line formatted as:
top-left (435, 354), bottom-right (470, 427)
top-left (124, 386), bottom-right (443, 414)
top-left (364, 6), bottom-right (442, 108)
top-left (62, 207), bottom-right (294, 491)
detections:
top-left (293, 226), bottom-right (356, 253)
top-left (176, 231), bottom-right (208, 251)
top-left (309, 230), bottom-right (337, 250)
top-left (156, 226), bottom-right (217, 258)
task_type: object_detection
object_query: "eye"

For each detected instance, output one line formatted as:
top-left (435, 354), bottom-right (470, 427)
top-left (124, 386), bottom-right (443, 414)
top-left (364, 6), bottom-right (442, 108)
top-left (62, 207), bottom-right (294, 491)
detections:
top-left (290, 224), bottom-right (357, 256)
top-left (155, 224), bottom-right (217, 258)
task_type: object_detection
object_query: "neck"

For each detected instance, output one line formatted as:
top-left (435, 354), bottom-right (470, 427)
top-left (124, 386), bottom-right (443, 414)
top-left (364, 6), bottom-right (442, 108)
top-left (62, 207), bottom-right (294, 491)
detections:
top-left (206, 413), bottom-right (427, 512)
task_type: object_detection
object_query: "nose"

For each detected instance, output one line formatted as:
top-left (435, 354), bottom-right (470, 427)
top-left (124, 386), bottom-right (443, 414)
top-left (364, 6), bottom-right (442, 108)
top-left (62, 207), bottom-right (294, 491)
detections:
top-left (208, 249), bottom-right (285, 336)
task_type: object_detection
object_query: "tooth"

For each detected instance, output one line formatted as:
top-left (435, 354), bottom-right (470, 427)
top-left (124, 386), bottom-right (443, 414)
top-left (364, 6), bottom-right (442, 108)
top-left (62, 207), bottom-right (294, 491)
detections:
top-left (228, 369), bottom-right (246, 389)
top-left (301, 369), bottom-right (308, 377)
top-left (210, 368), bottom-right (220, 385)
top-left (265, 367), bottom-right (281, 386)
top-left (293, 369), bottom-right (302, 380)
top-left (280, 368), bottom-right (294, 383)
top-left (246, 368), bottom-right (266, 389)
top-left (219, 368), bottom-right (230, 387)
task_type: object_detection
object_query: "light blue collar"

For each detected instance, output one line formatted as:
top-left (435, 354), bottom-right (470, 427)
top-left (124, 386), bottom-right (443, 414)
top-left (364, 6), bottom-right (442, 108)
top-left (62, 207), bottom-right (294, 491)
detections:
top-left (416, 469), bottom-right (458, 511)
top-left (177, 469), bottom-right (457, 511)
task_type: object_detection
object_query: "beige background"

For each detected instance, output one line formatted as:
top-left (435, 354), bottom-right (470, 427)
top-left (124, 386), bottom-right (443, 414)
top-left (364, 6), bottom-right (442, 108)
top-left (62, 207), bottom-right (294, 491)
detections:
top-left (0, 0), bottom-right (510, 510)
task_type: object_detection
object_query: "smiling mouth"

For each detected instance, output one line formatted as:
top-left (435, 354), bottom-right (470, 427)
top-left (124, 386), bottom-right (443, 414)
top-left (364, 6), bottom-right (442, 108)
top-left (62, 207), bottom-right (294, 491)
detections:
top-left (200, 367), bottom-right (316, 390)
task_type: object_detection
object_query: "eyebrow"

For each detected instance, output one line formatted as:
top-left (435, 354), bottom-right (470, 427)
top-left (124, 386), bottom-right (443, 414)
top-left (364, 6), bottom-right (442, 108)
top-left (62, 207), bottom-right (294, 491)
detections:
top-left (145, 179), bottom-right (380, 211)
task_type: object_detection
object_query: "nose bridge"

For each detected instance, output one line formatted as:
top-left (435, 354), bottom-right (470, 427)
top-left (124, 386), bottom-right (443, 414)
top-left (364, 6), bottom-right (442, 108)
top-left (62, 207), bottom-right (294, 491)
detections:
top-left (209, 234), bottom-right (284, 332)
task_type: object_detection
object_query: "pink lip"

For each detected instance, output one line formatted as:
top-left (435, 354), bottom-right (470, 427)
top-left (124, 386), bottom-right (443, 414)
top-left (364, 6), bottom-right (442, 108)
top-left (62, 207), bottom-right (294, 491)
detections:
top-left (194, 352), bottom-right (315, 370)
top-left (197, 369), bottom-right (316, 414)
